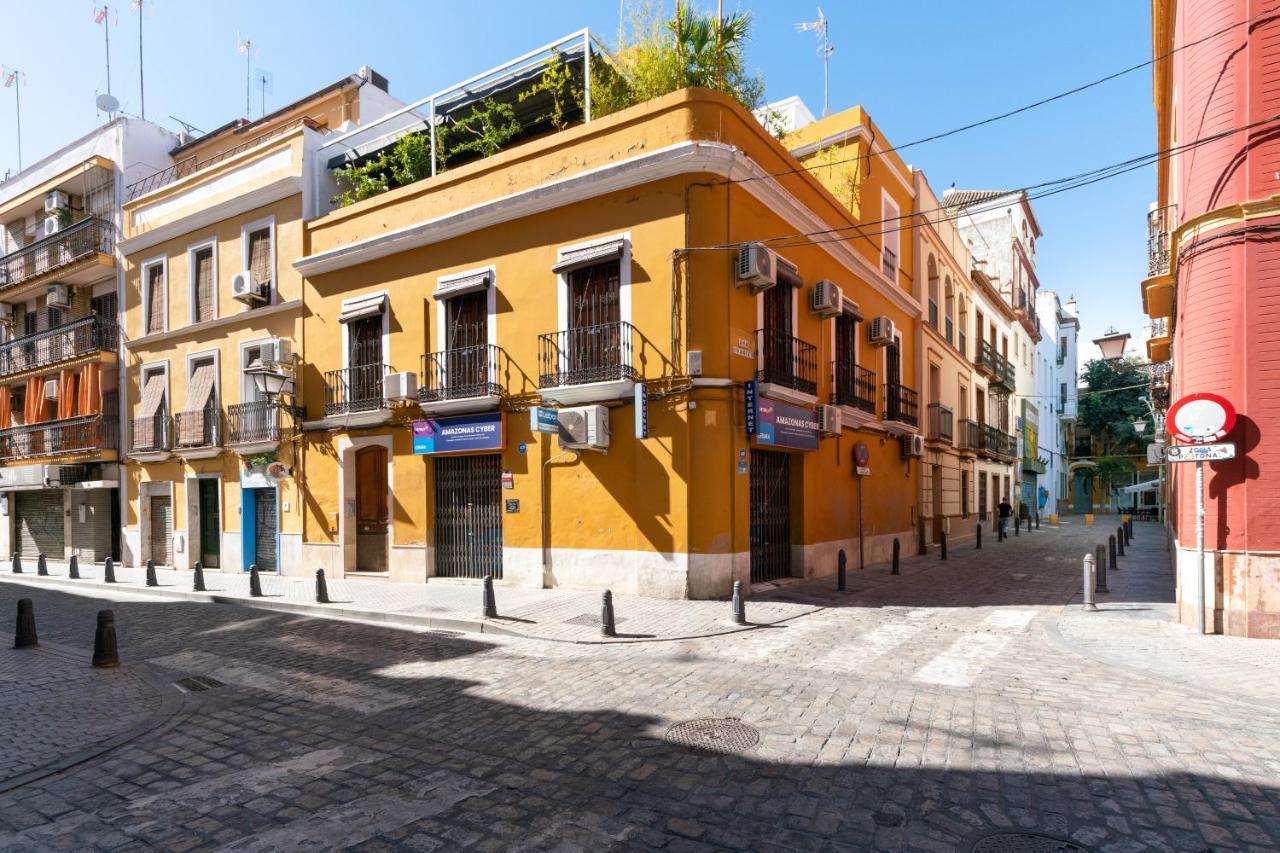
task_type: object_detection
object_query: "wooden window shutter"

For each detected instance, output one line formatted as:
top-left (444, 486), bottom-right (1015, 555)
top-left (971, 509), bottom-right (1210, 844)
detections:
top-left (194, 247), bottom-right (214, 323)
top-left (146, 264), bottom-right (165, 334)
top-left (248, 229), bottom-right (271, 289)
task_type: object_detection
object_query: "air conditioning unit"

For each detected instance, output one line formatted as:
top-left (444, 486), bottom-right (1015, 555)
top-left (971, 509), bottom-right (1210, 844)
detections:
top-left (231, 270), bottom-right (266, 304)
top-left (44, 190), bottom-right (69, 213)
top-left (558, 405), bottom-right (610, 451)
top-left (0, 304), bottom-right (14, 323)
top-left (901, 434), bottom-right (925, 458)
top-left (42, 215), bottom-right (63, 238)
top-left (46, 284), bottom-right (71, 309)
top-left (810, 280), bottom-right (842, 318)
top-left (818, 404), bottom-right (842, 436)
top-left (383, 371), bottom-right (419, 403)
top-left (43, 379), bottom-right (58, 401)
top-left (869, 315), bottom-right (895, 346)
top-left (264, 337), bottom-right (292, 365)
top-left (736, 242), bottom-right (778, 292)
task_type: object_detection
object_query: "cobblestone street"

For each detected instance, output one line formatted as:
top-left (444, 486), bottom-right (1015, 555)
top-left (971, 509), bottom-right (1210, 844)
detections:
top-left (0, 519), bottom-right (1275, 852)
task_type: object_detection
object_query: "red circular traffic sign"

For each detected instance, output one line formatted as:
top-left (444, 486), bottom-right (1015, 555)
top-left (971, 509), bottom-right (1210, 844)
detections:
top-left (853, 441), bottom-right (870, 467)
top-left (1166, 393), bottom-right (1236, 443)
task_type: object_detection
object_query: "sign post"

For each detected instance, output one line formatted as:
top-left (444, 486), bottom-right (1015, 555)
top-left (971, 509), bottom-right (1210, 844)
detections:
top-left (853, 442), bottom-right (870, 572)
top-left (1165, 393), bottom-right (1238, 635)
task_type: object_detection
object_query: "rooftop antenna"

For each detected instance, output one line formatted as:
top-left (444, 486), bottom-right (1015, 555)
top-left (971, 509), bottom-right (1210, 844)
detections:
top-left (255, 68), bottom-right (274, 118)
top-left (236, 36), bottom-right (259, 117)
top-left (2, 67), bottom-right (26, 171)
top-left (794, 8), bottom-right (834, 116)
top-left (168, 115), bottom-right (204, 135)
top-left (132, 0), bottom-right (147, 119)
top-left (94, 4), bottom-right (117, 110)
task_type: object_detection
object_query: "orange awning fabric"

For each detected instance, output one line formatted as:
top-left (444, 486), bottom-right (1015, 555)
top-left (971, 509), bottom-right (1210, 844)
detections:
top-left (0, 389), bottom-right (11, 430)
top-left (78, 363), bottom-right (101, 416)
top-left (23, 376), bottom-right (43, 424)
top-left (57, 369), bottom-right (76, 420)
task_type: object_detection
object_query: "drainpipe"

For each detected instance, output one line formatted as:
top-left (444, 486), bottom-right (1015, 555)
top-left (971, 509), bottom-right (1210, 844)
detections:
top-left (541, 444), bottom-right (578, 571)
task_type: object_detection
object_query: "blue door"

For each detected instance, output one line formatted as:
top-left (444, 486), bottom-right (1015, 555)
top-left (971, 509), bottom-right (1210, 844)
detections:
top-left (241, 487), bottom-right (279, 572)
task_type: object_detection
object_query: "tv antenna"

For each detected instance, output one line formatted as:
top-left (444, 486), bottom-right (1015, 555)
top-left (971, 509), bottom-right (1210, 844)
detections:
top-left (168, 115), bottom-right (204, 135)
top-left (255, 68), bottom-right (274, 118)
top-left (794, 8), bottom-right (834, 116)
top-left (236, 35), bottom-right (260, 116)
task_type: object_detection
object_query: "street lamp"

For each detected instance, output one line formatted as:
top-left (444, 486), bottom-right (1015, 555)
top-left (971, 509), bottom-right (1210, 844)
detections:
top-left (1133, 420), bottom-right (1148, 435)
top-left (1093, 326), bottom-right (1131, 361)
top-left (247, 362), bottom-right (293, 398)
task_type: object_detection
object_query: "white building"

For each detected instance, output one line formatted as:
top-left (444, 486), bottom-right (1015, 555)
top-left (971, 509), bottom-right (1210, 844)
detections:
top-left (1035, 292), bottom-right (1079, 515)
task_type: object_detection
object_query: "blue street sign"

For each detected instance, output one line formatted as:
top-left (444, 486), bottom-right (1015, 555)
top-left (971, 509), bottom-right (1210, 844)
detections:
top-left (636, 383), bottom-right (649, 440)
top-left (744, 380), bottom-right (758, 437)
top-left (531, 406), bottom-right (559, 434)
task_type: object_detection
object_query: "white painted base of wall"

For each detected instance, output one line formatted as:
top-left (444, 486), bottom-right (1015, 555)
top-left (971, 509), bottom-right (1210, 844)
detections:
top-left (123, 528), bottom-right (141, 567)
top-left (1174, 540), bottom-right (1221, 632)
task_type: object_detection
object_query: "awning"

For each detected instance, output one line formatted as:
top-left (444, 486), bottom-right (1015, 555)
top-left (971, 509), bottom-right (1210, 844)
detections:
top-left (433, 270), bottom-right (491, 301)
top-left (552, 239), bottom-right (625, 275)
top-left (137, 374), bottom-right (167, 418)
top-left (338, 293), bottom-right (387, 324)
top-left (1119, 480), bottom-right (1159, 494)
top-left (183, 364), bottom-right (216, 413)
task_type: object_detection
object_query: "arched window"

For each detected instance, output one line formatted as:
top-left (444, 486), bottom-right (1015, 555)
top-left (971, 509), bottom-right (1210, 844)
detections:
top-left (944, 276), bottom-right (955, 345)
top-left (957, 294), bottom-right (968, 357)
top-left (927, 255), bottom-right (939, 329)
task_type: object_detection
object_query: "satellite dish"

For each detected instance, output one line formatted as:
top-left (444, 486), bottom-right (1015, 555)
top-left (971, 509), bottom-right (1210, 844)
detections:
top-left (96, 93), bottom-right (120, 114)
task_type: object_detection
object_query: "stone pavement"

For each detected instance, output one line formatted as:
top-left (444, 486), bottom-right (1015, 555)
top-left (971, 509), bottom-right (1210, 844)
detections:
top-left (0, 560), bottom-right (820, 644)
top-left (0, 518), bottom-right (1273, 851)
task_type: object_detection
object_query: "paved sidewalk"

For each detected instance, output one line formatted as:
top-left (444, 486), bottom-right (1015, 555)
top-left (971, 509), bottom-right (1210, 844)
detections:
top-left (0, 560), bottom-right (821, 644)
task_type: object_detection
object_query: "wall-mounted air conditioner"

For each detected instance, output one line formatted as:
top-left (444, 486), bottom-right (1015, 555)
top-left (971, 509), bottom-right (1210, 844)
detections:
top-left (231, 270), bottom-right (266, 304)
top-left (44, 190), bottom-right (69, 214)
top-left (818, 404), bottom-right (842, 436)
top-left (383, 372), bottom-right (419, 403)
top-left (869, 316), bottom-right (895, 346)
top-left (736, 242), bottom-right (778, 292)
top-left (901, 434), bottom-right (925, 458)
top-left (0, 304), bottom-right (14, 323)
top-left (558, 405), bottom-right (610, 451)
top-left (43, 379), bottom-right (58, 401)
top-left (47, 284), bottom-right (72, 309)
top-left (810, 280), bottom-right (842, 318)
top-left (265, 338), bottom-right (291, 365)
top-left (42, 216), bottom-right (63, 238)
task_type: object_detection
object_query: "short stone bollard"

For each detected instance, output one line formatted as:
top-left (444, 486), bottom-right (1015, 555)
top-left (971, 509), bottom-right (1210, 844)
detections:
top-left (481, 574), bottom-right (497, 619)
top-left (976, 524), bottom-right (982, 549)
top-left (145, 559), bottom-right (158, 587)
top-left (1082, 554), bottom-right (1098, 612)
top-left (315, 569), bottom-right (330, 604)
top-left (193, 561), bottom-right (206, 592)
top-left (249, 564), bottom-right (263, 597)
top-left (601, 590), bottom-right (617, 638)
top-left (1108, 535), bottom-right (1118, 573)
top-left (103, 557), bottom-right (116, 584)
top-left (1116, 526), bottom-right (1126, 557)
top-left (92, 610), bottom-right (119, 668)
top-left (836, 549), bottom-right (846, 592)
top-left (37, 554), bottom-right (48, 576)
top-left (1095, 543), bottom-right (1109, 594)
top-left (68, 555), bottom-right (80, 580)
top-left (940, 531), bottom-right (948, 561)
top-left (731, 580), bottom-right (746, 625)
top-left (891, 538), bottom-right (900, 575)
top-left (14, 598), bottom-right (37, 648)
top-left (11, 552), bottom-right (20, 574)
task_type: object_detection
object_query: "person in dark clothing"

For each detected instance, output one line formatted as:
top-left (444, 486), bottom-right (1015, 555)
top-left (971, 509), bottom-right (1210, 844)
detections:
top-left (997, 496), bottom-right (1013, 541)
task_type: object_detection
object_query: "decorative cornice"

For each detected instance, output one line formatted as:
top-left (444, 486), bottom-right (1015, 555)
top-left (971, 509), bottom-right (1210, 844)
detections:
top-left (119, 175), bottom-right (302, 256)
top-left (123, 299), bottom-right (301, 349)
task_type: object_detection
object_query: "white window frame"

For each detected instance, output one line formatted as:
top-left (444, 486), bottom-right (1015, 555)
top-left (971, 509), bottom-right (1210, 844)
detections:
top-left (555, 233), bottom-right (631, 376)
top-left (340, 289), bottom-right (391, 372)
top-left (755, 257), bottom-right (801, 380)
top-left (139, 360), bottom-right (170, 417)
top-left (434, 266), bottom-right (497, 390)
top-left (240, 337), bottom-right (274, 404)
top-left (186, 236), bottom-right (219, 325)
top-left (240, 215), bottom-right (276, 304)
top-left (881, 189), bottom-right (901, 285)
top-left (184, 348), bottom-right (221, 412)
top-left (140, 254), bottom-right (168, 336)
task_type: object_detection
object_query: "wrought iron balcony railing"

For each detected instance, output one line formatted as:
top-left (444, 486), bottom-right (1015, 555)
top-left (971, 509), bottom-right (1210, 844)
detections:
top-left (884, 383), bottom-right (920, 426)
top-left (928, 403), bottom-right (954, 443)
top-left (980, 424), bottom-right (1017, 459)
top-left (0, 415), bottom-right (117, 461)
top-left (755, 328), bottom-right (817, 396)
top-left (130, 414), bottom-right (171, 454)
top-left (538, 321), bottom-right (639, 389)
top-left (1148, 204), bottom-right (1176, 277)
top-left (421, 344), bottom-right (506, 403)
top-left (174, 408), bottom-right (222, 450)
top-left (831, 361), bottom-right (875, 413)
top-left (227, 400), bottom-right (295, 446)
top-left (325, 363), bottom-right (392, 416)
top-left (0, 316), bottom-right (117, 379)
top-left (957, 418), bottom-right (980, 451)
top-left (0, 218), bottom-right (115, 293)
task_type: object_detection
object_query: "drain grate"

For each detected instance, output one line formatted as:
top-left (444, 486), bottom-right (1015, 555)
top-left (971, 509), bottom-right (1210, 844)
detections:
top-left (664, 718), bottom-right (759, 755)
top-left (563, 613), bottom-right (625, 627)
top-left (970, 832), bottom-right (1088, 853)
top-left (175, 675), bottom-right (225, 693)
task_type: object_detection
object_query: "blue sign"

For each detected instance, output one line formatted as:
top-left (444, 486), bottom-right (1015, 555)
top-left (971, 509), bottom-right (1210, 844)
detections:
top-left (635, 384), bottom-right (649, 440)
top-left (413, 413), bottom-right (505, 455)
top-left (755, 396), bottom-right (819, 451)
top-left (531, 406), bottom-right (559, 434)
top-left (744, 380), bottom-right (758, 437)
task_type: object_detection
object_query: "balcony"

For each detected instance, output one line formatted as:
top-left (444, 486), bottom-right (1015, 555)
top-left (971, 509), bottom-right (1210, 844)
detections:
top-left (0, 317), bottom-right (117, 381)
top-left (227, 401), bottom-right (296, 455)
top-left (979, 424), bottom-right (1017, 460)
top-left (174, 409), bottom-right (223, 460)
top-left (956, 418), bottom-right (980, 454)
top-left (0, 415), bottom-right (118, 462)
top-left (1142, 205), bottom-right (1177, 319)
top-left (1147, 316), bottom-right (1172, 363)
top-left (324, 363), bottom-right (394, 426)
top-left (0, 218), bottom-right (115, 296)
top-left (538, 321), bottom-right (639, 405)
top-left (1022, 456), bottom-right (1047, 475)
top-left (420, 344), bottom-right (507, 415)
top-left (128, 414), bottom-right (172, 462)
top-left (755, 328), bottom-right (818, 405)
top-left (1016, 291), bottom-right (1041, 340)
top-left (831, 362), bottom-right (875, 414)
top-left (979, 342), bottom-right (1015, 392)
top-left (884, 383), bottom-right (919, 428)
top-left (927, 403), bottom-right (954, 444)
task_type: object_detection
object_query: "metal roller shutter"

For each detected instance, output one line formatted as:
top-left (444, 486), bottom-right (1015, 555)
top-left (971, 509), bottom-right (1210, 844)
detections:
top-left (149, 495), bottom-right (173, 565)
top-left (71, 489), bottom-right (113, 562)
top-left (15, 490), bottom-right (64, 559)
top-left (253, 488), bottom-right (277, 572)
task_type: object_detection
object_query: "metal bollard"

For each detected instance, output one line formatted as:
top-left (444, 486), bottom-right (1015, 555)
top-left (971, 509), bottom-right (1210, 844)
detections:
top-left (193, 561), bottom-right (206, 592)
top-left (601, 590), bottom-right (617, 637)
top-left (940, 531), bottom-right (948, 561)
top-left (1108, 535), bottom-right (1118, 573)
top-left (1014, 516), bottom-right (1021, 536)
top-left (14, 598), bottom-right (37, 648)
top-left (976, 524), bottom-right (982, 549)
top-left (1035, 514), bottom-right (1040, 530)
top-left (837, 549), bottom-right (847, 591)
top-left (1116, 526), bottom-right (1126, 557)
top-left (1082, 554), bottom-right (1098, 611)
top-left (891, 538), bottom-right (900, 575)
top-left (1095, 543), bottom-right (1109, 593)
top-left (315, 569), bottom-right (330, 604)
top-left (731, 580), bottom-right (746, 625)
top-left (249, 564), bottom-right (263, 597)
top-left (103, 557), bottom-right (116, 584)
top-left (68, 555), bottom-right (80, 580)
top-left (1126, 519), bottom-right (1134, 541)
top-left (92, 610), bottom-right (119, 668)
top-left (37, 554), bottom-right (48, 576)
top-left (481, 574), bottom-right (497, 619)
top-left (11, 552), bottom-right (20, 574)
top-left (145, 559), bottom-right (158, 587)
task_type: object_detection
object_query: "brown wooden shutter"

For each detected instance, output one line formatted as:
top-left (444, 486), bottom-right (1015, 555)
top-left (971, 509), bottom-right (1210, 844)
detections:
top-left (146, 264), bottom-right (165, 334)
top-left (248, 229), bottom-right (271, 289)
top-left (194, 247), bottom-right (214, 323)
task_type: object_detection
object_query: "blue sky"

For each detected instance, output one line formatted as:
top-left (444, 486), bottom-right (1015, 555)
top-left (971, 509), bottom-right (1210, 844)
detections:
top-left (0, 1), bottom-right (1152, 359)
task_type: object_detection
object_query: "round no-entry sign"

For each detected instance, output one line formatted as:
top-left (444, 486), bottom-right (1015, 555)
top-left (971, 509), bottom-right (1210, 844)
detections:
top-left (853, 441), bottom-right (870, 467)
top-left (1166, 392), bottom-right (1237, 443)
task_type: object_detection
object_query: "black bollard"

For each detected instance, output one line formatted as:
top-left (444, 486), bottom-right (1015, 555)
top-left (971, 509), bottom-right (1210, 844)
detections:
top-left (891, 538), bottom-right (900, 575)
top-left (1014, 516), bottom-right (1021, 536)
top-left (731, 580), bottom-right (746, 625)
top-left (92, 610), bottom-right (119, 668)
top-left (1035, 514), bottom-right (1040, 530)
top-left (68, 555), bottom-right (80, 580)
top-left (11, 552), bottom-right (20, 574)
top-left (37, 554), bottom-right (48, 576)
top-left (601, 590), bottom-right (617, 637)
top-left (249, 563), bottom-right (263, 597)
top-left (1109, 535), bottom-right (1118, 572)
top-left (837, 549), bottom-right (847, 592)
top-left (940, 531), bottom-right (948, 561)
top-left (315, 569), bottom-right (330, 604)
top-left (103, 557), bottom-right (116, 584)
top-left (1123, 521), bottom-right (1132, 546)
top-left (192, 560), bottom-right (206, 592)
top-left (13, 598), bottom-right (37, 648)
top-left (1117, 527), bottom-right (1126, 557)
top-left (481, 574), bottom-right (497, 619)
top-left (145, 559), bottom-right (158, 587)
top-left (1095, 544), bottom-right (1109, 593)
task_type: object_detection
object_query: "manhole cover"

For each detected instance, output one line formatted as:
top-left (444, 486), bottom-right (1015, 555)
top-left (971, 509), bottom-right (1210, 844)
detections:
top-left (969, 832), bottom-right (1088, 853)
top-left (664, 718), bottom-right (759, 754)
top-left (175, 675), bottom-right (224, 692)
top-left (563, 613), bottom-right (625, 627)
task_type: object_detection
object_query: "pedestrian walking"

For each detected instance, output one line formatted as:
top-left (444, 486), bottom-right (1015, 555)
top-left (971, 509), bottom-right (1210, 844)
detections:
top-left (997, 496), bottom-right (1013, 541)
